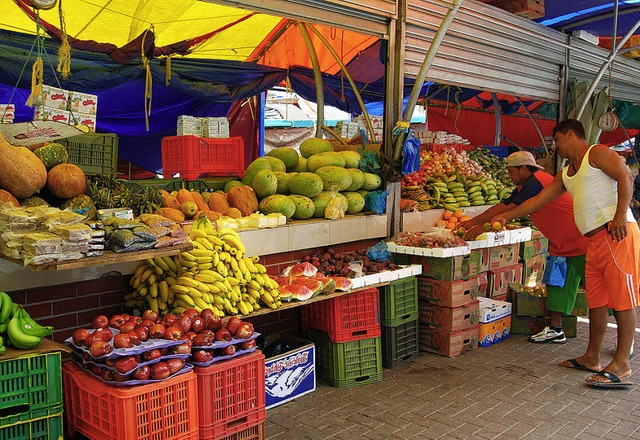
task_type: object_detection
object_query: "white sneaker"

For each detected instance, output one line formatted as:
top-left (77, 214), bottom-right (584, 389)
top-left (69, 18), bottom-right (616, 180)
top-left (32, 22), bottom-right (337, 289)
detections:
top-left (528, 326), bottom-right (567, 344)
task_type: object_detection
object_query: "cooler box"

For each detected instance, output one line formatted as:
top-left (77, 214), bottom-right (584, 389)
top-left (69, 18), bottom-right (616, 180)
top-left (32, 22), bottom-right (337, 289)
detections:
top-left (478, 296), bottom-right (513, 347)
top-left (265, 336), bottom-right (315, 410)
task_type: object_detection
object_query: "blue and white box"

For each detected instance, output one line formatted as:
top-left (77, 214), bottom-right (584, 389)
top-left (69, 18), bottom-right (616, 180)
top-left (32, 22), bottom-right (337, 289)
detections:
top-left (478, 296), bottom-right (512, 347)
top-left (265, 335), bottom-right (316, 409)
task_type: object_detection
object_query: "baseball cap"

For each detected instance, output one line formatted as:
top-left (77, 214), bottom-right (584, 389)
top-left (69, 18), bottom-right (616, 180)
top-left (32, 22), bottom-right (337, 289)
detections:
top-left (505, 151), bottom-right (543, 169)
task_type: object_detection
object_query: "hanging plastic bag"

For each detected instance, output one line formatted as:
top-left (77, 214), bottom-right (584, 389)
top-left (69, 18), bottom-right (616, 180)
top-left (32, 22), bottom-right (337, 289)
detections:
top-left (324, 188), bottom-right (347, 220)
top-left (367, 241), bottom-right (392, 262)
top-left (364, 190), bottom-right (388, 215)
top-left (542, 255), bottom-right (567, 287)
top-left (358, 147), bottom-right (381, 175)
top-left (402, 131), bottom-right (421, 175)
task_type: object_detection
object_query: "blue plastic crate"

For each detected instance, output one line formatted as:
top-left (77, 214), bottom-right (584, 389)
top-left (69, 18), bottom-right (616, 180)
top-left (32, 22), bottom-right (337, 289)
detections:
top-left (485, 146), bottom-right (508, 158)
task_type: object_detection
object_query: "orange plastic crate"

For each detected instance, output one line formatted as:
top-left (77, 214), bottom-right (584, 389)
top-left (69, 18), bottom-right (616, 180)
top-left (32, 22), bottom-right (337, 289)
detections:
top-left (63, 362), bottom-right (198, 440)
top-left (216, 422), bottom-right (264, 440)
top-left (301, 287), bottom-right (381, 342)
top-left (194, 351), bottom-right (266, 440)
top-left (162, 135), bottom-right (244, 180)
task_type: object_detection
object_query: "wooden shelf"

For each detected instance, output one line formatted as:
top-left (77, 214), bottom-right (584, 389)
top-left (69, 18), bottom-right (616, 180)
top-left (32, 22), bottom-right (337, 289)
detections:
top-left (239, 282), bottom-right (389, 319)
top-left (0, 243), bottom-right (192, 271)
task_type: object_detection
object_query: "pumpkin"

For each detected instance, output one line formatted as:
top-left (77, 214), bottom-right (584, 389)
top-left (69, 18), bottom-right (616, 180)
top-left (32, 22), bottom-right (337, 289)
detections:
top-left (190, 191), bottom-right (209, 212)
top-left (227, 185), bottom-right (259, 216)
top-left (0, 189), bottom-right (19, 207)
top-left (208, 191), bottom-right (231, 212)
top-left (0, 133), bottom-right (48, 199)
top-left (61, 194), bottom-right (97, 220)
top-left (33, 143), bottom-right (69, 170)
top-left (47, 163), bottom-right (86, 199)
top-left (20, 196), bottom-right (50, 207)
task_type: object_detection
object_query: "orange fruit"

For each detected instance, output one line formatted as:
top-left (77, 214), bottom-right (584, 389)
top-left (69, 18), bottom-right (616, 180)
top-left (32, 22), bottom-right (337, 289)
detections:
top-left (454, 210), bottom-right (465, 219)
top-left (443, 211), bottom-right (453, 220)
top-left (491, 221), bottom-right (504, 231)
top-left (445, 222), bottom-right (457, 230)
top-left (448, 216), bottom-right (459, 224)
top-left (436, 220), bottom-right (448, 228)
top-left (460, 215), bottom-right (471, 222)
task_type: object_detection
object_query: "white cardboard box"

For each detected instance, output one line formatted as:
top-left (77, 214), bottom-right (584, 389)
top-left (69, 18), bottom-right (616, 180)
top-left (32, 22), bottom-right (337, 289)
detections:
top-left (478, 296), bottom-right (512, 323)
top-left (387, 242), bottom-right (470, 257)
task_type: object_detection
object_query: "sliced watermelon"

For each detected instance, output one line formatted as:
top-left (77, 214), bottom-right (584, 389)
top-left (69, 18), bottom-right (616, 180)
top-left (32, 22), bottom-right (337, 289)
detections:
top-left (331, 277), bottom-right (352, 291)
top-left (315, 277), bottom-right (336, 295)
top-left (288, 262), bottom-right (318, 277)
top-left (278, 287), bottom-right (293, 302)
top-left (281, 283), bottom-right (314, 301)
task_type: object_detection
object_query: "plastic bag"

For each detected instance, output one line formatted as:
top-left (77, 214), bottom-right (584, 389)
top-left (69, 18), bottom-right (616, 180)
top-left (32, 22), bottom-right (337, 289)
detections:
top-left (358, 148), bottom-right (381, 174)
top-left (402, 131), bottom-right (421, 175)
top-left (542, 255), bottom-right (567, 287)
top-left (364, 190), bottom-right (388, 215)
top-left (324, 189), bottom-right (346, 220)
top-left (367, 241), bottom-right (392, 263)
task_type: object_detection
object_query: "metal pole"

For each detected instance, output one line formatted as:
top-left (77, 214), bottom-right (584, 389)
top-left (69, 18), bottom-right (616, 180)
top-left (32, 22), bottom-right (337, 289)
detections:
top-left (515, 96), bottom-right (548, 154)
top-left (491, 92), bottom-right (501, 147)
top-left (297, 22), bottom-right (324, 138)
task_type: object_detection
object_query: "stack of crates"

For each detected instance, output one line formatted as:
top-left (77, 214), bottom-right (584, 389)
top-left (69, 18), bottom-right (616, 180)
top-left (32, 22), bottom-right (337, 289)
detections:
top-left (0, 351), bottom-right (63, 440)
top-left (63, 362), bottom-right (199, 439)
top-left (302, 288), bottom-right (382, 387)
top-left (412, 254), bottom-right (481, 357)
top-left (379, 277), bottom-right (420, 368)
top-left (194, 351), bottom-right (266, 440)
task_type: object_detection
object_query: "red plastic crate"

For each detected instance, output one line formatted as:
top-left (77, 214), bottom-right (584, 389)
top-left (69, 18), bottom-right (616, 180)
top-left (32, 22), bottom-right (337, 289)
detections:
top-left (162, 135), bottom-right (244, 180)
top-left (194, 351), bottom-right (266, 440)
top-left (63, 362), bottom-right (198, 440)
top-left (301, 288), bottom-right (381, 343)
top-left (216, 422), bottom-right (264, 440)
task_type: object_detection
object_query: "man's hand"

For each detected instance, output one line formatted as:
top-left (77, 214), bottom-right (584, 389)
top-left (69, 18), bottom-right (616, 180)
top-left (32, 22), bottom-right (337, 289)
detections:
top-left (607, 217), bottom-right (628, 242)
top-left (490, 216), bottom-right (508, 228)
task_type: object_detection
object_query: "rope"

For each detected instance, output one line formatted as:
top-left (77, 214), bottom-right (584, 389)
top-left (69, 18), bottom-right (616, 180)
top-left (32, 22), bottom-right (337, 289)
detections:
top-left (165, 56), bottom-right (172, 86)
top-left (141, 29), bottom-right (153, 131)
top-left (57, 0), bottom-right (71, 79)
top-left (26, 17), bottom-right (45, 108)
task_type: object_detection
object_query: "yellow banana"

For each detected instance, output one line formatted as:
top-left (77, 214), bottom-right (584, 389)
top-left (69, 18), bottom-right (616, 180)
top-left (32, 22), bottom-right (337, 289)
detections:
top-left (170, 284), bottom-right (191, 295)
top-left (198, 262), bottom-right (214, 271)
top-left (189, 229), bottom-right (208, 239)
top-left (228, 257), bottom-right (240, 273)
top-left (140, 267), bottom-right (155, 283)
top-left (214, 281), bottom-right (228, 293)
top-left (145, 258), bottom-right (156, 268)
top-left (177, 293), bottom-right (196, 307)
top-left (211, 293), bottom-right (225, 307)
top-left (218, 228), bottom-right (240, 237)
top-left (176, 276), bottom-right (199, 289)
top-left (148, 296), bottom-right (159, 312)
top-left (198, 270), bottom-right (223, 281)
top-left (194, 296), bottom-right (210, 310)
top-left (252, 303), bottom-right (261, 312)
top-left (196, 237), bottom-right (214, 251)
top-left (237, 300), bottom-right (251, 316)
top-left (190, 248), bottom-right (215, 257)
top-left (163, 256), bottom-right (179, 273)
top-left (194, 274), bottom-right (219, 284)
top-left (159, 281), bottom-right (169, 303)
top-left (221, 234), bottom-right (246, 254)
top-left (179, 258), bottom-right (198, 268)
top-left (137, 285), bottom-right (149, 297)
top-left (209, 236), bottom-right (224, 246)
top-left (165, 276), bottom-right (177, 287)
top-left (173, 306), bottom-right (186, 315)
top-left (150, 282), bottom-right (159, 298)
top-left (194, 256), bottom-right (213, 264)
top-left (252, 255), bottom-right (260, 263)
top-left (226, 276), bottom-right (240, 286)
top-left (185, 287), bottom-right (203, 299)
top-left (154, 257), bottom-right (170, 272)
top-left (255, 263), bottom-right (267, 274)
top-left (247, 279), bottom-right (261, 290)
top-left (153, 266), bottom-right (164, 276)
top-left (147, 274), bottom-right (158, 286)
top-left (133, 264), bottom-right (148, 280)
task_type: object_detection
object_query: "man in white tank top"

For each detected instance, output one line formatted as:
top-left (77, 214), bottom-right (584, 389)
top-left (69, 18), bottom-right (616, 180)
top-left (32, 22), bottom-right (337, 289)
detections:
top-left (491, 119), bottom-right (638, 388)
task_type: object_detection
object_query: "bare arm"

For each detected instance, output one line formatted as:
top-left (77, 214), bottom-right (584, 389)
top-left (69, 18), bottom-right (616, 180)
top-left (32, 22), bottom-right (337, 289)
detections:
top-left (491, 172), bottom-right (567, 224)
top-left (590, 144), bottom-right (634, 241)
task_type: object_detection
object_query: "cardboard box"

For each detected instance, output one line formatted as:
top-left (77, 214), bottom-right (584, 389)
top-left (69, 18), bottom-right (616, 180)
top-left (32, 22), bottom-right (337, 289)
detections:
top-left (0, 338), bottom-right (71, 361)
top-left (417, 276), bottom-right (479, 307)
top-left (488, 264), bottom-right (523, 298)
top-left (510, 315), bottom-right (547, 335)
top-left (472, 248), bottom-right (491, 273)
top-left (418, 300), bottom-right (479, 331)
top-left (522, 253), bottom-right (547, 287)
top-left (562, 315), bottom-right (578, 338)
top-left (69, 91), bottom-right (98, 115)
top-left (0, 104), bottom-right (15, 123)
top-left (570, 289), bottom-right (588, 316)
top-left (478, 296), bottom-right (512, 323)
top-left (520, 236), bottom-right (549, 260)
top-left (70, 113), bottom-right (97, 132)
top-left (34, 105), bottom-right (72, 125)
top-left (477, 271), bottom-right (489, 298)
top-left (40, 85), bottom-right (69, 110)
top-left (479, 316), bottom-right (511, 347)
top-left (489, 243), bottom-right (520, 270)
top-left (418, 324), bottom-right (479, 357)
top-left (400, 253), bottom-right (479, 281)
top-left (485, 0), bottom-right (545, 19)
top-left (509, 284), bottom-right (546, 317)
top-left (265, 335), bottom-right (315, 410)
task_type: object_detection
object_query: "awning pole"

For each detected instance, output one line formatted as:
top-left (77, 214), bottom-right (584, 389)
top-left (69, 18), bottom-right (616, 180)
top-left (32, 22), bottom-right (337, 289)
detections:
top-left (491, 92), bottom-right (502, 147)
top-left (515, 96), bottom-right (548, 154)
top-left (297, 22), bottom-right (324, 139)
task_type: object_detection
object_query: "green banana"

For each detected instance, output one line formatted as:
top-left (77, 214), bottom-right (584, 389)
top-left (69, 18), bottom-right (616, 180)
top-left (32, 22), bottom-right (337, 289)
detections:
top-left (443, 203), bottom-right (459, 212)
top-left (7, 315), bottom-right (42, 349)
top-left (0, 291), bottom-right (13, 324)
top-left (432, 185), bottom-right (441, 203)
top-left (17, 307), bottom-right (54, 337)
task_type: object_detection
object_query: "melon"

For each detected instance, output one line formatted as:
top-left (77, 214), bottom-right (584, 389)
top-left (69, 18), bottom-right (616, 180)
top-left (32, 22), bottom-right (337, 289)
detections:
top-left (299, 138), bottom-right (333, 158)
top-left (345, 168), bottom-right (365, 191)
top-left (266, 147), bottom-right (299, 170)
top-left (224, 180), bottom-right (244, 192)
top-left (343, 192), bottom-right (366, 214)
top-left (252, 169), bottom-right (278, 199)
top-left (288, 172), bottom-right (324, 198)
top-left (338, 150), bottom-right (362, 168)
top-left (60, 194), bottom-right (97, 219)
top-left (273, 171), bottom-right (292, 195)
top-left (292, 156), bottom-right (308, 172)
top-left (0, 134), bottom-right (47, 199)
top-left (33, 143), bottom-right (69, 170)
top-left (361, 172), bottom-right (383, 191)
top-left (315, 277), bottom-right (336, 295)
top-left (288, 195), bottom-right (315, 220)
top-left (262, 156), bottom-right (287, 173)
top-left (242, 157), bottom-right (275, 185)
top-left (315, 166), bottom-right (353, 191)
top-left (312, 191), bottom-right (347, 218)
top-left (306, 152), bottom-right (346, 173)
top-left (289, 262), bottom-right (318, 277)
top-left (281, 284), bottom-right (314, 301)
top-left (0, 189), bottom-right (19, 207)
top-left (331, 277), bottom-right (353, 291)
top-left (258, 194), bottom-right (296, 219)
top-left (47, 163), bottom-right (86, 199)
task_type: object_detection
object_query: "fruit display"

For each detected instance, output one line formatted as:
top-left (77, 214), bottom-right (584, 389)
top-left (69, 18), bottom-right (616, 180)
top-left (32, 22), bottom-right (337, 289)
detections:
top-left (86, 173), bottom-right (162, 217)
top-left (0, 291), bottom-right (54, 352)
top-left (275, 262), bottom-right (353, 301)
top-left (294, 248), bottom-right (399, 278)
top-left (0, 133), bottom-right (48, 199)
top-left (126, 215), bottom-right (283, 317)
top-left (391, 229), bottom-right (468, 248)
top-left (435, 210), bottom-right (471, 231)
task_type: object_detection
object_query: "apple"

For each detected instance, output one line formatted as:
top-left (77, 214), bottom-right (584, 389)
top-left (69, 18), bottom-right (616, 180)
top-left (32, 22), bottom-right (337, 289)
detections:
top-left (114, 356), bottom-right (138, 374)
top-left (190, 317), bottom-right (205, 334)
top-left (92, 314), bottom-right (109, 329)
top-left (149, 323), bottom-right (166, 339)
top-left (200, 308), bottom-right (214, 322)
top-left (127, 330), bottom-right (141, 346)
top-left (184, 308), bottom-right (200, 321)
top-left (113, 333), bottom-right (132, 349)
top-left (100, 368), bottom-right (114, 381)
top-left (104, 357), bottom-right (115, 367)
top-left (163, 326), bottom-right (183, 341)
top-left (215, 327), bottom-right (232, 342)
top-left (150, 362), bottom-right (171, 380)
top-left (235, 322), bottom-right (254, 340)
top-left (83, 331), bottom-right (104, 348)
top-left (159, 348), bottom-right (169, 356)
top-left (186, 331), bottom-right (197, 342)
top-left (142, 348), bottom-right (162, 362)
top-left (239, 339), bottom-right (257, 350)
top-left (128, 316), bottom-right (143, 325)
top-left (96, 327), bottom-right (113, 342)
top-left (177, 315), bottom-right (192, 334)
top-left (121, 313), bottom-right (131, 321)
top-left (91, 365), bottom-right (102, 376)
top-left (163, 313), bottom-right (177, 327)
top-left (166, 358), bottom-right (185, 375)
top-left (142, 309), bottom-right (159, 323)
top-left (192, 350), bottom-right (213, 363)
top-left (109, 315), bottom-right (126, 329)
top-left (113, 371), bottom-right (130, 382)
top-left (134, 326), bottom-right (149, 342)
top-left (218, 344), bottom-right (236, 356)
top-left (170, 340), bottom-right (192, 355)
top-left (131, 365), bottom-right (151, 381)
top-left (89, 340), bottom-right (112, 358)
top-left (118, 321), bottom-right (137, 333)
top-left (193, 332), bottom-right (213, 347)
top-left (72, 328), bottom-right (91, 346)
top-left (205, 315), bottom-right (222, 332)
top-left (225, 316), bottom-right (242, 335)
top-left (199, 330), bottom-right (215, 339)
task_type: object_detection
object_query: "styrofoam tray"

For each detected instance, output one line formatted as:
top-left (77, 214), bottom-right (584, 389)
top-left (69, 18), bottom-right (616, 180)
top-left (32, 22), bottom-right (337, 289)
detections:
top-left (386, 242), bottom-right (470, 257)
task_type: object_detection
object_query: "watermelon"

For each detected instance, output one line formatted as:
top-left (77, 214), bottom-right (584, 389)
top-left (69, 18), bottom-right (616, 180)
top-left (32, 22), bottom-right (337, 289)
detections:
top-left (281, 284), bottom-right (314, 301)
top-left (288, 262), bottom-right (318, 277)
top-left (331, 277), bottom-right (353, 291)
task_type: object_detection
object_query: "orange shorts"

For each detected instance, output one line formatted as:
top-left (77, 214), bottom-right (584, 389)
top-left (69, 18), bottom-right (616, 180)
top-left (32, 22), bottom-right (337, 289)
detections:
top-left (585, 222), bottom-right (640, 311)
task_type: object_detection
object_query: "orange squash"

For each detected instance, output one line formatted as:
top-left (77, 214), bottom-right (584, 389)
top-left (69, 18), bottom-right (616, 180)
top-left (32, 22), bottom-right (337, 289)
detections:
top-left (0, 189), bottom-right (19, 207)
top-left (0, 134), bottom-right (47, 199)
top-left (161, 190), bottom-right (181, 209)
top-left (47, 164), bottom-right (86, 199)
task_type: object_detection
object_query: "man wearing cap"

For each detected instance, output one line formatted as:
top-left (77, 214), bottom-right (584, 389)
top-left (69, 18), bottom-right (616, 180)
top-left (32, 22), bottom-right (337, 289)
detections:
top-left (460, 150), bottom-right (588, 344)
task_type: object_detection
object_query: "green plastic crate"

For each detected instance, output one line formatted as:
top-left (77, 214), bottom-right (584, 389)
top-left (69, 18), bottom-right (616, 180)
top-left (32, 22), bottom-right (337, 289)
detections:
top-left (380, 277), bottom-right (418, 327)
top-left (58, 133), bottom-right (118, 175)
top-left (185, 178), bottom-right (236, 192)
top-left (124, 178), bottom-right (184, 192)
top-left (0, 410), bottom-right (63, 440)
top-left (0, 352), bottom-right (62, 427)
top-left (381, 320), bottom-right (419, 369)
top-left (306, 329), bottom-right (382, 388)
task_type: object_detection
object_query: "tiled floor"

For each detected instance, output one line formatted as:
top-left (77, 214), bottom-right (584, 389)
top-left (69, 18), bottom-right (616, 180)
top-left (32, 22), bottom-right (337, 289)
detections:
top-left (266, 315), bottom-right (640, 439)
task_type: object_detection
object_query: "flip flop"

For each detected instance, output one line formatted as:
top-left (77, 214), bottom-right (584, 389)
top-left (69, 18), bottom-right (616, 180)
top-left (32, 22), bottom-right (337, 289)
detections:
top-left (585, 371), bottom-right (633, 389)
top-left (559, 358), bottom-right (600, 373)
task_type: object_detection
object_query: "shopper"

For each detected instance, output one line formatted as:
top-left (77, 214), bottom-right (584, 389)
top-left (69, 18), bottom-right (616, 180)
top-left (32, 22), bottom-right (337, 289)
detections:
top-left (492, 119), bottom-right (639, 388)
top-left (460, 150), bottom-right (588, 344)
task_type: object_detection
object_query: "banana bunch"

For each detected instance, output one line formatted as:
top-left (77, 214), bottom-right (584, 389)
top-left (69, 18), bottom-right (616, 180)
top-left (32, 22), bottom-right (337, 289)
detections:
top-left (128, 215), bottom-right (283, 317)
top-left (0, 292), bottom-right (54, 351)
top-left (427, 171), bottom-right (515, 211)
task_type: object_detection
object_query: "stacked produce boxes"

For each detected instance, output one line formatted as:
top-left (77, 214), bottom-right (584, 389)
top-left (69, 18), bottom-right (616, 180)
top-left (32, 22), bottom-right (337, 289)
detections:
top-left (379, 277), bottom-right (420, 368)
top-left (302, 288), bottom-right (382, 387)
top-left (415, 254), bottom-right (480, 357)
top-left (482, 243), bottom-right (523, 301)
top-left (520, 231), bottom-right (549, 287)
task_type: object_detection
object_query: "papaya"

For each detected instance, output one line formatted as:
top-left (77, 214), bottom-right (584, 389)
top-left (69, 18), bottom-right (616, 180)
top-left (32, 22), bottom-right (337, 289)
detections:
top-left (161, 190), bottom-right (181, 209)
top-left (208, 191), bottom-right (231, 212)
top-left (195, 210), bottom-right (222, 222)
top-left (176, 188), bottom-right (194, 205)
top-left (223, 207), bottom-right (242, 218)
top-left (157, 207), bottom-right (185, 223)
top-left (190, 191), bottom-right (209, 212)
